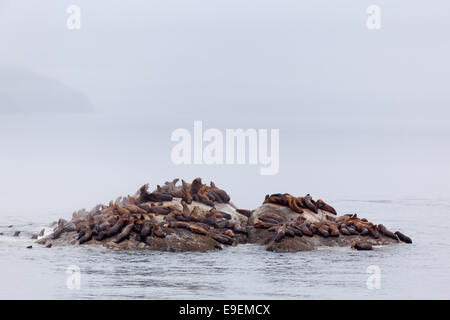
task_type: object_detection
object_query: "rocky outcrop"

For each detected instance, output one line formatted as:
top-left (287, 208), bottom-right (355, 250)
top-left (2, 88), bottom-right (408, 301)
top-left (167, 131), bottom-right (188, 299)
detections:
top-left (37, 178), bottom-right (249, 252)
top-left (36, 179), bottom-right (412, 252)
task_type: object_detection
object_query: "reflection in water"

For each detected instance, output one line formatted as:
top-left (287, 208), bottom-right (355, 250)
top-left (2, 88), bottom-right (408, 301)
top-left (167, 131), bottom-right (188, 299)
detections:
top-left (0, 199), bottom-right (449, 299)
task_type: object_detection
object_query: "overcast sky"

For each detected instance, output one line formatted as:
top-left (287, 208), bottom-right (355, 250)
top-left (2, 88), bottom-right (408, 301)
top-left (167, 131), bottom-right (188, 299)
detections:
top-left (0, 1), bottom-right (449, 215)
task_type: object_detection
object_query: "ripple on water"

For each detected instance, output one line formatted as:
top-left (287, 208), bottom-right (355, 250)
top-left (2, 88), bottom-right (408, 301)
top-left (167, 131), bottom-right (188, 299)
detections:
top-left (0, 199), bottom-right (449, 299)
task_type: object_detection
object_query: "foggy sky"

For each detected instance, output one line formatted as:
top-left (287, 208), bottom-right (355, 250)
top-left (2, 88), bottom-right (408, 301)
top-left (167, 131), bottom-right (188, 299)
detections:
top-left (0, 1), bottom-right (449, 216)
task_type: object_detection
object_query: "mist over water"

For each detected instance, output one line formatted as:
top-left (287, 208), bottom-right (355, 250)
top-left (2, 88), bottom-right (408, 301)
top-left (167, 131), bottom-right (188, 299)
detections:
top-left (0, 1), bottom-right (449, 299)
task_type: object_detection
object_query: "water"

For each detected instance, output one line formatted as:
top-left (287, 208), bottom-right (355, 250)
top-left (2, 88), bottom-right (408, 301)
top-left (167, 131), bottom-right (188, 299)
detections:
top-left (0, 199), bottom-right (448, 299)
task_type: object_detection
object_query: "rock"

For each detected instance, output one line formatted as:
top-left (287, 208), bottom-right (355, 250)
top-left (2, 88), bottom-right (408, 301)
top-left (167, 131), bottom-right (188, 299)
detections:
top-left (13, 231), bottom-right (20, 237)
top-left (26, 245), bottom-right (32, 249)
top-left (31, 234), bottom-right (38, 240)
top-left (31, 179), bottom-right (410, 253)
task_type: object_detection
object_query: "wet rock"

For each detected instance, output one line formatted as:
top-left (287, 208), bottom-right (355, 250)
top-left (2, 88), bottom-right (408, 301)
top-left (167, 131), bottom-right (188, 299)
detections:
top-left (32, 179), bottom-right (411, 253)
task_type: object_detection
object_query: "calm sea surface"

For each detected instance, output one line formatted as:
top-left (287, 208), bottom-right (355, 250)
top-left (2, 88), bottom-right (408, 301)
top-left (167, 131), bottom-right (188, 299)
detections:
top-left (0, 199), bottom-right (448, 299)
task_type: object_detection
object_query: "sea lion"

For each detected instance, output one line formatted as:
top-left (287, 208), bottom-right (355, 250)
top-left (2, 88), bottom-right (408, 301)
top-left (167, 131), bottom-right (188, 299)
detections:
top-left (188, 224), bottom-right (209, 236)
top-left (223, 230), bottom-right (235, 238)
top-left (209, 181), bottom-right (231, 203)
top-left (114, 222), bottom-right (135, 244)
top-left (301, 194), bottom-right (318, 213)
top-left (377, 224), bottom-right (399, 240)
top-left (287, 225), bottom-right (302, 237)
top-left (395, 231), bottom-right (412, 244)
top-left (115, 205), bottom-right (131, 218)
top-left (351, 241), bottom-right (373, 251)
top-left (190, 178), bottom-right (203, 195)
top-left (148, 191), bottom-right (173, 202)
top-left (258, 216), bottom-right (281, 225)
top-left (287, 196), bottom-right (304, 214)
top-left (325, 222), bottom-right (340, 237)
top-left (181, 188), bottom-right (193, 204)
top-left (232, 223), bottom-right (247, 234)
top-left (125, 204), bottom-right (147, 215)
top-left (106, 218), bottom-right (126, 238)
top-left (296, 223), bottom-right (313, 237)
top-left (151, 225), bottom-right (166, 238)
top-left (236, 209), bottom-right (252, 217)
top-left (254, 220), bottom-right (277, 229)
top-left (347, 226), bottom-right (359, 235)
top-left (316, 199), bottom-right (337, 215)
top-left (197, 185), bottom-right (215, 206)
top-left (139, 222), bottom-right (152, 238)
top-left (167, 221), bottom-right (190, 229)
top-left (339, 226), bottom-right (351, 236)
top-left (359, 228), bottom-right (369, 236)
top-left (79, 226), bottom-right (93, 244)
top-left (273, 224), bottom-right (287, 242)
top-left (210, 232), bottom-right (233, 245)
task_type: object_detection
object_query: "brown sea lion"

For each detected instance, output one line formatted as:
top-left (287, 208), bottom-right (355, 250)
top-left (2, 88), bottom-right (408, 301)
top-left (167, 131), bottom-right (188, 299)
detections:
top-left (209, 181), bottom-right (231, 203)
top-left (316, 199), bottom-right (337, 215)
top-left (79, 226), bottom-right (93, 244)
top-left (197, 185), bottom-right (215, 206)
top-left (139, 223), bottom-right (152, 238)
top-left (106, 218), bottom-right (126, 238)
top-left (351, 241), bottom-right (373, 251)
top-left (125, 204), bottom-right (147, 215)
top-left (273, 224), bottom-right (287, 242)
top-left (377, 224), bottom-right (399, 240)
top-left (114, 222), bottom-right (135, 243)
top-left (359, 228), bottom-right (369, 236)
top-left (148, 192), bottom-right (173, 202)
top-left (395, 231), bottom-right (412, 244)
top-left (167, 221), bottom-right (190, 229)
top-left (347, 226), bottom-right (359, 235)
top-left (339, 226), bottom-right (351, 235)
top-left (296, 223), bottom-right (313, 237)
top-left (190, 178), bottom-right (203, 195)
top-left (236, 209), bottom-right (252, 217)
top-left (151, 225), bottom-right (166, 238)
top-left (287, 196), bottom-right (304, 214)
top-left (301, 194), bottom-right (318, 213)
top-left (181, 188), bottom-right (193, 204)
top-left (210, 232), bottom-right (233, 245)
top-left (223, 230), bottom-right (235, 238)
top-left (188, 224), bottom-right (208, 236)
top-left (254, 220), bottom-right (277, 229)
top-left (258, 216), bottom-right (281, 225)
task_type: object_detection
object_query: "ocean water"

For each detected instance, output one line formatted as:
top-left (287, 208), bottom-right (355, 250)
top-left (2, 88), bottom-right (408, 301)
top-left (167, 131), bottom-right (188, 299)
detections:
top-left (0, 199), bottom-right (448, 300)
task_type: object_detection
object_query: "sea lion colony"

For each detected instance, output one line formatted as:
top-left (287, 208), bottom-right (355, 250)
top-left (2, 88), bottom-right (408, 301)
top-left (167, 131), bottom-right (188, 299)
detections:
top-left (35, 178), bottom-right (412, 252)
